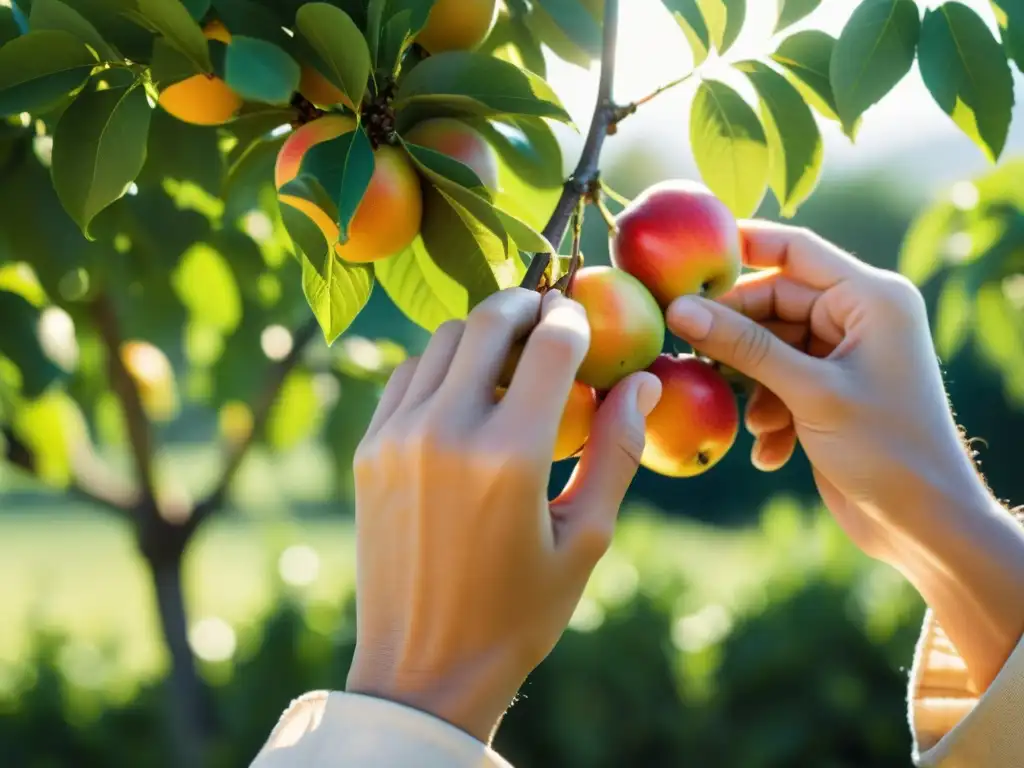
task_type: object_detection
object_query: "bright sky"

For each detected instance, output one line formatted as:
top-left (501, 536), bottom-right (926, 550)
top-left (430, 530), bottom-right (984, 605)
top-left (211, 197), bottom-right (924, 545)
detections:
top-left (546, 0), bottom-right (1024, 183)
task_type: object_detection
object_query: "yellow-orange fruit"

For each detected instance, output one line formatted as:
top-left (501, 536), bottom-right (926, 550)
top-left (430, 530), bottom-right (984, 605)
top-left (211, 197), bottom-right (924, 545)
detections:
top-left (298, 65), bottom-right (354, 109)
top-left (417, 0), bottom-right (499, 53)
top-left (405, 118), bottom-right (501, 190)
top-left (642, 354), bottom-right (738, 478)
top-left (495, 381), bottom-right (597, 462)
top-left (571, 266), bottom-right (665, 391)
top-left (120, 340), bottom-right (179, 423)
top-left (275, 115), bottom-right (423, 263)
top-left (157, 21), bottom-right (242, 126)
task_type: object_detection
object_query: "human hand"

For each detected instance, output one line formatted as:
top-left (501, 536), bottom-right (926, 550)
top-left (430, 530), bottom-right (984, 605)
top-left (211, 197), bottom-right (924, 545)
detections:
top-left (666, 221), bottom-right (1024, 688)
top-left (345, 288), bottom-right (661, 743)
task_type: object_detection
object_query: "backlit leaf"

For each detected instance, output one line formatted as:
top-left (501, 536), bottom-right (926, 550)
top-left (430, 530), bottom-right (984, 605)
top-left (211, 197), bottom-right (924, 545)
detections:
top-left (0, 30), bottom-right (97, 117)
top-left (295, 2), bottom-right (371, 109)
top-left (375, 236), bottom-right (467, 331)
top-left (224, 35), bottom-right (300, 106)
top-left (775, 0), bottom-right (821, 33)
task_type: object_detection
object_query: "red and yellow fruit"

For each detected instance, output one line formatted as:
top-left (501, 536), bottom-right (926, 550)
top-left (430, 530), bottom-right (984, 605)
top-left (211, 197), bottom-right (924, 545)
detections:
top-left (570, 266), bottom-right (665, 391)
top-left (158, 21), bottom-right (243, 126)
top-left (641, 354), bottom-right (738, 478)
top-left (405, 118), bottom-right (501, 191)
top-left (495, 380), bottom-right (597, 462)
top-left (275, 115), bottom-right (423, 263)
top-left (417, 0), bottom-right (500, 53)
top-left (611, 179), bottom-right (742, 309)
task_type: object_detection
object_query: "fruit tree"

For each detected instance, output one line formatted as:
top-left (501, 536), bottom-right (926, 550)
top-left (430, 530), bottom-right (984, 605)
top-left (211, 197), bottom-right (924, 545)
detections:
top-left (0, 0), bottom-right (1021, 765)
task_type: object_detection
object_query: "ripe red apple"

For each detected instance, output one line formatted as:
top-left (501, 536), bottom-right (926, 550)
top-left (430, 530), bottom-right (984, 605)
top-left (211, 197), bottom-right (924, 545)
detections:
top-left (641, 354), bottom-right (739, 477)
top-left (611, 180), bottom-right (742, 308)
top-left (570, 266), bottom-right (665, 391)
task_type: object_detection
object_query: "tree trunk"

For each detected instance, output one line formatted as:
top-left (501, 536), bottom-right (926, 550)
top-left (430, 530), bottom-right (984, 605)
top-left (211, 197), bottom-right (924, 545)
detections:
top-left (150, 552), bottom-right (211, 768)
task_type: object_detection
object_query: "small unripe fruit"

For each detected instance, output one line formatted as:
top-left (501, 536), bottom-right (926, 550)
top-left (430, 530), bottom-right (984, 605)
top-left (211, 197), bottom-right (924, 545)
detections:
top-left (157, 21), bottom-right (243, 126)
top-left (405, 118), bottom-right (500, 191)
top-left (495, 380), bottom-right (597, 462)
top-left (275, 115), bottom-right (423, 263)
top-left (571, 266), bottom-right (665, 391)
top-left (611, 180), bottom-right (742, 309)
top-left (641, 354), bottom-right (739, 478)
top-left (417, 0), bottom-right (499, 53)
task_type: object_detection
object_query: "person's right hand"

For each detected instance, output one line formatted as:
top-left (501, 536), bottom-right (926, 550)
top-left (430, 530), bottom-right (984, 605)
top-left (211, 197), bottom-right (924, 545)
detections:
top-left (666, 220), bottom-right (1024, 691)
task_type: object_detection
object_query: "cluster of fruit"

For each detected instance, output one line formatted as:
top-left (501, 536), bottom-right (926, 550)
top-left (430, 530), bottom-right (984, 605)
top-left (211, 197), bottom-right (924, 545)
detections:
top-left (527, 182), bottom-right (745, 479)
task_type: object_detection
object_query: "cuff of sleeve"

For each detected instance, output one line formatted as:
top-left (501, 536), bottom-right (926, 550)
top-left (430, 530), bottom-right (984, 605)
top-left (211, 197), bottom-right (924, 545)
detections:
top-left (250, 690), bottom-right (513, 768)
top-left (910, 610), bottom-right (1024, 767)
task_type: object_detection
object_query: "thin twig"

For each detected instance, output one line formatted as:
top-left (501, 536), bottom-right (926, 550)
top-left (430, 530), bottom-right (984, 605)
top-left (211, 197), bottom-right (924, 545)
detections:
top-left (566, 201), bottom-right (585, 296)
top-left (521, 0), bottom-right (621, 290)
top-left (612, 70), bottom-right (698, 123)
top-left (187, 317), bottom-right (320, 534)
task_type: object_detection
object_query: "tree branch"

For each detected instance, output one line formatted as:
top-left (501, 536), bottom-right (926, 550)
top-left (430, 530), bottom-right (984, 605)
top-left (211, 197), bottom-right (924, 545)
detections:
top-left (521, 0), bottom-right (621, 291)
top-left (89, 293), bottom-right (158, 509)
top-left (187, 317), bottom-right (320, 534)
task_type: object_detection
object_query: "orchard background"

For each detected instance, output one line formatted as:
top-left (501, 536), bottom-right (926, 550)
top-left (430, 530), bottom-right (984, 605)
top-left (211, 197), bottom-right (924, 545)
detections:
top-left (2, 0), bottom-right (1024, 765)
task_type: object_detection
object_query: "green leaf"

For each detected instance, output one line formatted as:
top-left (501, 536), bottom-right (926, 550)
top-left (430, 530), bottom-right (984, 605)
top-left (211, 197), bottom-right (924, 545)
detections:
top-left (523, 0), bottom-right (602, 69)
top-left (830, 0), bottom-right (920, 134)
top-left (12, 391), bottom-right (79, 486)
top-left (898, 196), bottom-right (955, 285)
top-left (991, 0), bottom-right (1024, 73)
top-left (211, 0), bottom-right (289, 46)
top-left (126, 0), bottom-right (212, 73)
top-left (281, 201), bottom-right (374, 343)
top-left (419, 187), bottom-right (502, 308)
top-left (375, 236), bottom-right (467, 331)
top-left (29, 0), bottom-right (119, 61)
top-left (266, 369), bottom-right (321, 450)
top-left (224, 35), bottom-right (300, 105)
top-left (138, 107), bottom-right (224, 196)
top-left (736, 60), bottom-right (823, 217)
top-left (394, 51), bottom-right (572, 123)
top-left (935, 274), bottom-right (972, 359)
top-left (296, 127), bottom-right (375, 243)
top-left (918, 3), bottom-right (1014, 163)
top-left (1, 8), bottom-right (21, 46)
top-left (493, 208), bottom-right (553, 253)
top-left (295, 2), bottom-right (371, 109)
top-left (0, 289), bottom-right (63, 398)
top-left (661, 0), bottom-right (711, 66)
top-left (51, 81), bottom-right (152, 238)
top-left (771, 30), bottom-right (842, 124)
top-left (699, 0), bottom-right (745, 54)
top-left (533, 0), bottom-right (602, 59)
top-left (775, 0), bottom-right (821, 33)
top-left (0, 30), bottom-right (97, 118)
top-left (404, 141), bottom-right (486, 191)
top-left (182, 0), bottom-right (211, 22)
top-left (149, 35), bottom-right (201, 86)
top-left (690, 79), bottom-right (769, 218)
top-left (172, 243), bottom-right (243, 334)
top-left (478, 9), bottom-right (547, 77)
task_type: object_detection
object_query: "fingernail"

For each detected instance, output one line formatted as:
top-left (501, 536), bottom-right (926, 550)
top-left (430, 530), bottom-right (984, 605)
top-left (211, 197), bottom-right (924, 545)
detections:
top-left (667, 296), bottom-right (714, 340)
top-left (636, 375), bottom-right (662, 417)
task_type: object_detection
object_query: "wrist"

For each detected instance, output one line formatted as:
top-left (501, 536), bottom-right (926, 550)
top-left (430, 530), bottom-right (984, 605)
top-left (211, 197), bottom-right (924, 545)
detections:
top-left (345, 649), bottom-right (517, 745)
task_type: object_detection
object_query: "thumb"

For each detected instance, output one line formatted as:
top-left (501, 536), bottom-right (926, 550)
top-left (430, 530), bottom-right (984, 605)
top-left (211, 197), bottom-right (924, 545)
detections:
top-left (667, 295), bottom-right (817, 398)
top-left (552, 372), bottom-right (662, 568)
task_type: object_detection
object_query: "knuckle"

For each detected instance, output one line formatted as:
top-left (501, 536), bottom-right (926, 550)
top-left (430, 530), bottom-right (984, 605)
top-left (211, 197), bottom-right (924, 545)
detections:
top-left (731, 323), bottom-right (774, 371)
top-left (530, 322), bottom-right (589, 364)
top-left (467, 304), bottom-right (509, 338)
top-left (615, 420), bottom-right (647, 468)
top-left (872, 272), bottom-right (926, 317)
top-left (432, 319), bottom-right (466, 347)
top-left (574, 521), bottom-right (615, 562)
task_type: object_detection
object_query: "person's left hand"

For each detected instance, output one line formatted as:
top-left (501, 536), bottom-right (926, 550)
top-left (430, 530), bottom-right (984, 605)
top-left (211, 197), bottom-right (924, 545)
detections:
top-left (345, 287), bottom-right (662, 744)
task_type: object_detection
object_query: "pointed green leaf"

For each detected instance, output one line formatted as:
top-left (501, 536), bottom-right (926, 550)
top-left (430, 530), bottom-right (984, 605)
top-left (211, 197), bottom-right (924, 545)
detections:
top-left (296, 127), bottom-right (375, 243)
top-left (404, 141), bottom-right (487, 191)
top-left (420, 187), bottom-right (503, 308)
top-left (0, 30), bottom-right (97, 118)
top-left (478, 8), bottom-right (547, 77)
top-left (295, 2), bottom-right (371, 109)
top-left (898, 195), bottom-right (955, 285)
top-left (375, 236), bottom-right (467, 331)
top-left (29, 0), bottom-right (119, 61)
top-left (690, 79), bottom-right (769, 218)
top-left (51, 81), bottom-right (152, 238)
top-left (394, 51), bottom-right (572, 123)
top-left (150, 35), bottom-right (201, 86)
top-left (830, 0), bottom-right (920, 134)
top-left (919, 2), bottom-right (1014, 163)
top-left (699, 0), bottom-right (745, 54)
top-left (775, 0), bottom-right (821, 33)
top-left (224, 35), bottom-right (300, 105)
top-left (126, 0), bottom-right (212, 72)
top-left (1, 8), bottom-right (21, 46)
top-left (736, 60), bottom-right (822, 217)
top-left (991, 0), bottom-right (1024, 73)
top-left (661, 0), bottom-right (711, 65)
top-left (533, 0), bottom-right (603, 59)
top-left (771, 30), bottom-right (842, 124)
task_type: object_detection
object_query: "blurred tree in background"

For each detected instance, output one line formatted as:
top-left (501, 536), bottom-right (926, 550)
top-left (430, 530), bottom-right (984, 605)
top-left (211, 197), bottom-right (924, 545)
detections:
top-left (1, 0), bottom-right (1023, 765)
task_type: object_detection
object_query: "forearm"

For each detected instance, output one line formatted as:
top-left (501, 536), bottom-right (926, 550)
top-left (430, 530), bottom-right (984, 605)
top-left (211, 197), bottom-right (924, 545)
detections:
top-left (883, 470), bottom-right (1024, 692)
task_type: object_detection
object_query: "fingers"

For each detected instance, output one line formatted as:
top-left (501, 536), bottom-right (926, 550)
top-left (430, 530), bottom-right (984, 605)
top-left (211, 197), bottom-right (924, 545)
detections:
top-left (752, 425), bottom-right (797, 472)
top-left (738, 220), bottom-right (867, 290)
top-left (400, 320), bottom-right (465, 410)
top-left (667, 295), bottom-right (823, 400)
top-left (363, 357), bottom-right (420, 440)
top-left (551, 372), bottom-right (662, 570)
top-left (497, 292), bottom-right (591, 446)
top-left (437, 288), bottom-right (543, 410)
top-left (745, 385), bottom-right (792, 435)
top-left (720, 271), bottom-right (823, 325)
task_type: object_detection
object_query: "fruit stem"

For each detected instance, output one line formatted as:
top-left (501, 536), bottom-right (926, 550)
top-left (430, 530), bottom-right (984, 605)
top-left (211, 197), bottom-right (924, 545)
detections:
top-left (593, 194), bottom-right (619, 235)
top-left (612, 70), bottom-right (698, 124)
top-left (566, 200), bottom-right (586, 296)
top-left (520, 0), bottom-right (620, 291)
